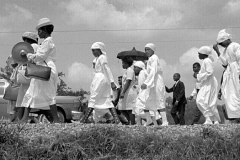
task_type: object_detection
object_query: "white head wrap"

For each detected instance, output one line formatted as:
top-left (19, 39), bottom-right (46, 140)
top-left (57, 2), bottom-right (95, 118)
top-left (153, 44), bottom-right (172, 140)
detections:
top-left (198, 46), bottom-right (212, 55)
top-left (134, 61), bottom-right (145, 70)
top-left (91, 42), bottom-right (106, 55)
top-left (145, 43), bottom-right (156, 52)
top-left (216, 29), bottom-right (231, 43)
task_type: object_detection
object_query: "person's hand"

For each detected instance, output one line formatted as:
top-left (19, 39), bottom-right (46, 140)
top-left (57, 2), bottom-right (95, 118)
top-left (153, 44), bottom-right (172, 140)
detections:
top-left (188, 96), bottom-right (193, 101)
top-left (27, 53), bottom-right (35, 63)
top-left (213, 44), bottom-right (220, 56)
top-left (141, 83), bottom-right (147, 90)
top-left (174, 101), bottom-right (179, 106)
top-left (120, 92), bottom-right (124, 99)
top-left (111, 82), bottom-right (117, 91)
top-left (193, 72), bottom-right (197, 78)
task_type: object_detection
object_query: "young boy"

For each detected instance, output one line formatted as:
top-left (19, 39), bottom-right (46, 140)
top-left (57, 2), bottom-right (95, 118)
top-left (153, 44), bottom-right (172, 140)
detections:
top-left (112, 76), bottom-right (128, 125)
top-left (188, 62), bottom-right (203, 125)
top-left (196, 46), bottom-right (220, 124)
top-left (165, 73), bottom-right (187, 125)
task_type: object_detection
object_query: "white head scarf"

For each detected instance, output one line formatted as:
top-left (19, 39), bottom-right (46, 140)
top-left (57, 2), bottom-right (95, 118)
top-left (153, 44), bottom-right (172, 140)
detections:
top-left (145, 43), bottom-right (156, 52)
top-left (134, 61), bottom-right (145, 70)
top-left (198, 46), bottom-right (215, 62)
top-left (216, 29), bottom-right (231, 43)
top-left (198, 46), bottom-right (212, 55)
top-left (91, 42), bottom-right (106, 55)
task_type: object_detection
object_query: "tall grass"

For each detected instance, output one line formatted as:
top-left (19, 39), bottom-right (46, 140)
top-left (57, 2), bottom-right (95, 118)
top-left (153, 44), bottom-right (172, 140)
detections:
top-left (1, 122), bottom-right (240, 160)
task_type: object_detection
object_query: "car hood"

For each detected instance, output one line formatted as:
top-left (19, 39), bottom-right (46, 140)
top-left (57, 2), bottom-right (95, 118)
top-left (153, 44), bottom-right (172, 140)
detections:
top-left (56, 96), bottom-right (80, 104)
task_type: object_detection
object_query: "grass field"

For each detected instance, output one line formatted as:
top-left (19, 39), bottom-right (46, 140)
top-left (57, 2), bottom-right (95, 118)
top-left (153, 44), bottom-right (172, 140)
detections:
top-left (1, 121), bottom-right (240, 160)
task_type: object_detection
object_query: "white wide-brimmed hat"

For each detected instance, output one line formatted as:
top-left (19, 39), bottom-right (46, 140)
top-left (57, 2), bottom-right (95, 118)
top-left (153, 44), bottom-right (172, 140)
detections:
top-left (22, 32), bottom-right (38, 43)
top-left (36, 18), bottom-right (53, 30)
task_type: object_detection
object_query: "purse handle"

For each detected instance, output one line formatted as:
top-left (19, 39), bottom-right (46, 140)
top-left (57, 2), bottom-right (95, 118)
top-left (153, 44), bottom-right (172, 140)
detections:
top-left (28, 60), bottom-right (49, 66)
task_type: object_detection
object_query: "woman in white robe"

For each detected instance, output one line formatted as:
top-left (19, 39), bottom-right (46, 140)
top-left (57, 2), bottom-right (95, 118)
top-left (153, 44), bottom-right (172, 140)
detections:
top-left (16, 32), bottom-right (38, 121)
top-left (213, 29), bottom-right (240, 119)
top-left (80, 42), bottom-right (120, 124)
top-left (138, 43), bottom-right (168, 126)
top-left (19, 18), bottom-right (59, 123)
top-left (196, 46), bottom-right (220, 124)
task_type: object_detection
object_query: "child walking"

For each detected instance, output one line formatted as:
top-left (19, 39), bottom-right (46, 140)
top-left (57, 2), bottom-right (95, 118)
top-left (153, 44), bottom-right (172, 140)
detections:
top-left (196, 46), bottom-right (220, 125)
top-left (80, 42), bottom-right (120, 124)
top-left (188, 62), bottom-right (203, 125)
top-left (118, 57), bottom-right (137, 125)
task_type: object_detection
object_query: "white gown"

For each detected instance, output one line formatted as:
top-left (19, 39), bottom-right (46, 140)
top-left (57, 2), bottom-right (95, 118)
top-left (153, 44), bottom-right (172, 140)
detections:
top-left (196, 57), bottom-right (220, 121)
top-left (16, 43), bottom-right (38, 107)
top-left (118, 67), bottom-right (137, 110)
top-left (88, 54), bottom-right (114, 109)
top-left (219, 42), bottom-right (240, 118)
top-left (137, 54), bottom-right (165, 111)
top-left (21, 37), bottom-right (58, 109)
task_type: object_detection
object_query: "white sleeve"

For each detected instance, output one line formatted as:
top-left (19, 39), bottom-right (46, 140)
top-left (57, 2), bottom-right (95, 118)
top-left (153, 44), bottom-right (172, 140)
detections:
top-left (33, 39), bottom-right (53, 63)
top-left (101, 56), bottom-right (114, 83)
top-left (191, 87), bottom-right (197, 97)
top-left (197, 59), bottom-right (213, 82)
top-left (144, 59), bottom-right (157, 87)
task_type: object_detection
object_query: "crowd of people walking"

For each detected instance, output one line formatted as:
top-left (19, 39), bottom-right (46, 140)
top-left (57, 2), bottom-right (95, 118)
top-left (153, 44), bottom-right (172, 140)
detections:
top-left (5, 17), bottom-right (240, 126)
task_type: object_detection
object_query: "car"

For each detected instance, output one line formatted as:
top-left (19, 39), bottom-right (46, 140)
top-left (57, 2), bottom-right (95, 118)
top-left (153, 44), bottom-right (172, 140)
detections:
top-left (0, 78), bottom-right (84, 123)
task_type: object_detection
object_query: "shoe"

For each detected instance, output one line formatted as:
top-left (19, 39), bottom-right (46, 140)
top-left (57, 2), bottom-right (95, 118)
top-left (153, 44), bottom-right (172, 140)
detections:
top-left (161, 122), bottom-right (168, 126)
top-left (203, 120), bottom-right (213, 125)
top-left (214, 121), bottom-right (219, 124)
top-left (144, 121), bottom-right (153, 126)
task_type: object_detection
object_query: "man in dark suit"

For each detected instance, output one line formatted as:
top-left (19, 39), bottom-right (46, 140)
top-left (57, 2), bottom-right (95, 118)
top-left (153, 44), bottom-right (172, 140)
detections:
top-left (165, 73), bottom-right (187, 125)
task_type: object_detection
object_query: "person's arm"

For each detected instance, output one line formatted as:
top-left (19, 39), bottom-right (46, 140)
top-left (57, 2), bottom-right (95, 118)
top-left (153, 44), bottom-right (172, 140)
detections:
top-left (143, 58), bottom-right (157, 87)
top-left (101, 56), bottom-right (114, 83)
top-left (176, 82), bottom-right (185, 102)
top-left (234, 43), bottom-right (240, 66)
top-left (27, 39), bottom-right (52, 63)
top-left (165, 86), bottom-right (173, 93)
top-left (120, 80), bottom-right (131, 98)
top-left (114, 88), bottom-right (121, 104)
top-left (218, 55), bottom-right (228, 66)
top-left (120, 68), bottom-right (134, 98)
top-left (190, 87), bottom-right (197, 98)
top-left (101, 56), bottom-right (116, 90)
top-left (197, 59), bottom-right (213, 82)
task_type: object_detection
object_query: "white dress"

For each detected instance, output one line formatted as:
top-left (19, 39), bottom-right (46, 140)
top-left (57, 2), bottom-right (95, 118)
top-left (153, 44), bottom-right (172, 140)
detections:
top-left (219, 42), bottom-right (240, 118)
top-left (88, 54), bottom-right (115, 109)
top-left (16, 43), bottom-right (38, 107)
top-left (196, 57), bottom-right (220, 121)
top-left (21, 37), bottom-right (58, 109)
top-left (118, 67), bottom-right (137, 110)
top-left (137, 54), bottom-right (166, 111)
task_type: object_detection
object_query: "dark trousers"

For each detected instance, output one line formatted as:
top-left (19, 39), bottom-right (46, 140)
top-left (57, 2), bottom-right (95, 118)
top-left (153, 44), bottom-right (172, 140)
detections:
top-left (171, 103), bottom-right (185, 125)
top-left (120, 110), bottom-right (135, 125)
top-left (191, 106), bottom-right (202, 125)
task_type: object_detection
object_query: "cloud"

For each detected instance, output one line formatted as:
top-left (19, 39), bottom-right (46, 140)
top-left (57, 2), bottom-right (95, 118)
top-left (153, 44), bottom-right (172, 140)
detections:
top-left (60, 0), bottom-right (182, 37)
top-left (0, 4), bottom-right (33, 33)
top-left (224, 0), bottom-right (240, 15)
top-left (66, 62), bottom-right (93, 91)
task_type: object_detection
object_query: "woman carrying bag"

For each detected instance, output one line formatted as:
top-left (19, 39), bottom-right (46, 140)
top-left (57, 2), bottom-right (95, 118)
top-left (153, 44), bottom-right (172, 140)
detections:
top-left (15, 32), bottom-right (39, 122)
top-left (18, 18), bottom-right (59, 123)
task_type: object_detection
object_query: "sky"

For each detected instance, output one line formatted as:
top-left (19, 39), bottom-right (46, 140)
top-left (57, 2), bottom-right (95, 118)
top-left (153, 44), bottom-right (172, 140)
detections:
top-left (1, 0), bottom-right (240, 103)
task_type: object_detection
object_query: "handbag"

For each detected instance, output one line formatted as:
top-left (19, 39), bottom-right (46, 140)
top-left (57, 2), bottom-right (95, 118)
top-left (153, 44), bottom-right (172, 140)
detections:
top-left (25, 61), bottom-right (51, 81)
top-left (3, 84), bottom-right (20, 101)
top-left (17, 69), bottom-right (31, 84)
